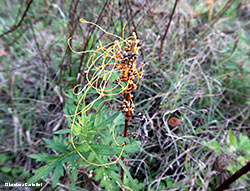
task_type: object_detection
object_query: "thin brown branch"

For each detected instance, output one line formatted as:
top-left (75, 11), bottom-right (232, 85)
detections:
top-left (0, 0), bottom-right (33, 38)
top-left (215, 160), bottom-right (250, 191)
top-left (158, 0), bottom-right (179, 61)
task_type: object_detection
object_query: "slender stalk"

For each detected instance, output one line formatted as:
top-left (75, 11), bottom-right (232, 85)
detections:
top-left (158, 0), bottom-right (179, 61)
top-left (121, 93), bottom-right (130, 182)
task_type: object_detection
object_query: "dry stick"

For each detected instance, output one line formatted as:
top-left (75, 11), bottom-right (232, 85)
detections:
top-left (158, 0), bottom-right (179, 61)
top-left (0, 0), bottom-right (33, 38)
top-left (215, 160), bottom-right (250, 191)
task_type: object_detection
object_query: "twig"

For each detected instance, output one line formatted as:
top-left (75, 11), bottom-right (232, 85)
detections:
top-left (0, 0), bottom-right (33, 38)
top-left (215, 160), bottom-right (250, 191)
top-left (158, 0), bottom-right (179, 61)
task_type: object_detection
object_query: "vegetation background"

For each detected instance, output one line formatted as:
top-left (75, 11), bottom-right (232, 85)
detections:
top-left (0, 0), bottom-right (249, 190)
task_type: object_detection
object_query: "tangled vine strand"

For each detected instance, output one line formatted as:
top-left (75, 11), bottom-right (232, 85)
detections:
top-left (64, 18), bottom-right (143, 166)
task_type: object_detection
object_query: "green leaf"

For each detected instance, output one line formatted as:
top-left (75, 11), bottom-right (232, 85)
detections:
top-left (52, 163), bottom-right (64, 188)
top-left (94, 167), bottom-right (104, 181)
top-left (72, 166), bottom-right (78, 182)
top-left (109, 71), bottom-right (120, 84)
top-left (118, 160), bottom-right (138, 191)
top-left (53, 129), bottom-right (71, 134)
top-left (69, 154), bottom-right (78, 182)
top-left (43, 136), bottom-right (69, 153)
top-left (125, 141), bottom-right (141, 153)
top-left (90, 144), bottom-right (121, 155)
top-left (164, 177), bottom-right (176, 187)
top-left (100, 177), bottom-right (109, 188)
top-left (236, 156), bottom-right (246, 165)
top-left (87, 152), bottom-right (95, 162)
top-left (0, 166), bottom-right (11, 173)
top-left (27, 163), bottom-right (54, 184)
top-left (0, 154), bottom-right (8, 163)
top-left (203, 140), bottom-right (220, 156)
top-left (228, 128), bottom-right (235, 146)
top-left (113, 113), bottom-right (124, 126)
top-left (77, 144), bottom-right (90, 152)
top-left (237, 133), bottom-right (250, 153)
top-left (72, 122), bottom-right (81, 136)
top-left (96, 111), bottom-right (120, 129)
top-left (11, 168), bottom-right (23, 176)
top-left (94, 110), bottom-right (103, 127)
top-left (28, 153), bottom-right (59, 162)
top-left (106, 169), bottom-right (121, 183)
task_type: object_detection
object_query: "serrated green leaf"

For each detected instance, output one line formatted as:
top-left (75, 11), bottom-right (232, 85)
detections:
top-left (28, 153), bottom-right (59, 162)
top-left (87, 152), bottom-right (95, 162)
top-left (72, 122), bottom-right (81, 136)
top-left (87, 165), bottom-right (96, 172)
top-left (125, 141), bottom-right (141, 153)
top-left (96, 111), bottom-right (120, 129)
top-left (27, 163), bottom-right (54, 184)
top-left (106, 169), bottom-right (121, 183)
top-left (90, 144), bottom-right (121, 155)
top-left (94, 110), bottom-right (103, 127)
top-left (72, 166), bottom-right (78, 182)
top-left (43, 137), bottom-right (69, 153)
top-left (94, 167), bottom-right (104, 181)
top-left (103, 136), bottom-right (113, 145)
top-left (52, 163), bottom-right (64, 188)
top-left (100, 178), bottom-right (107, 188)
top-left (77, 144), bottom-right (90, 152)
top-left (53, 129), bottom-right (71, 134)
top-left (68, 154), bottom-right (78, 183)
